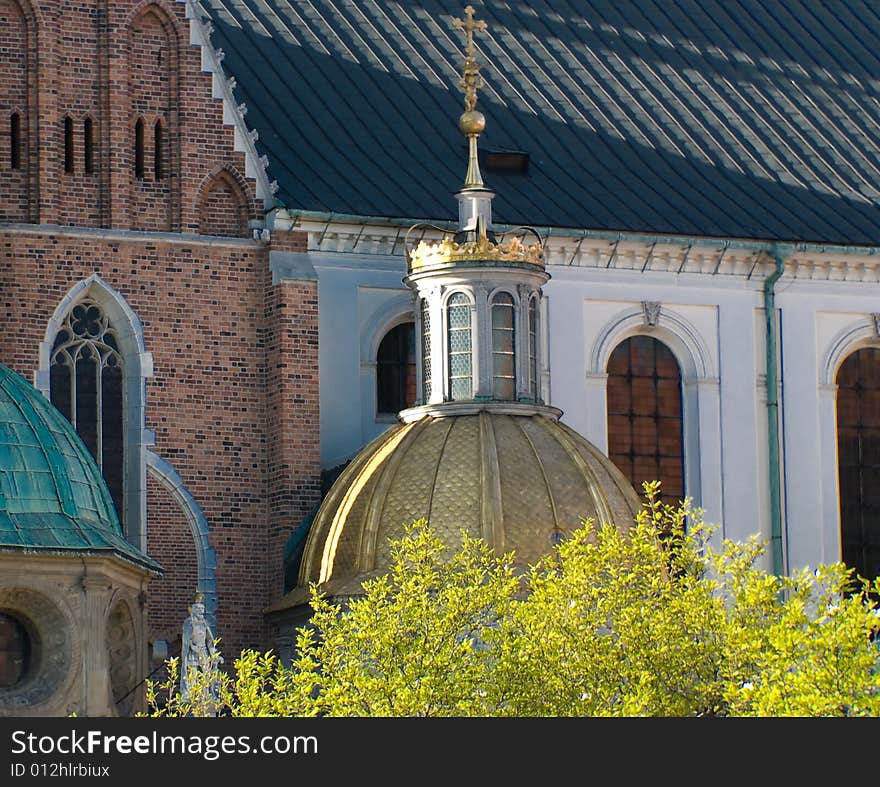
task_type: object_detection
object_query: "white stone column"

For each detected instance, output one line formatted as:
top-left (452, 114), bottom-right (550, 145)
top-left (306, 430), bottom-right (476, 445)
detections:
top-left (818, 382), bottom-right (842, 564)
top-left (81, 576), bottom-right (112, 716)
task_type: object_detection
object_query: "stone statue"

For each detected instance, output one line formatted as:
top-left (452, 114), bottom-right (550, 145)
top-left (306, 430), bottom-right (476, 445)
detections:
top-left (179, 593), bottom-right (223, 707)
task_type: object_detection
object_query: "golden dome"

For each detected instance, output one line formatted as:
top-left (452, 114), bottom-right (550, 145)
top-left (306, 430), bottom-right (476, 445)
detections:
top-left (270, 406), bottom-right (639, 612)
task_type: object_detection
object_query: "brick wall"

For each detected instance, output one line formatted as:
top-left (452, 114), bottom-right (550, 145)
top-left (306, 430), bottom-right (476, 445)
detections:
top-left (0, 0), bottom-right (29, 222)
top-left (146, 474), bottom-right (198, 648)
top-left (0, 1), bottom-right (320, 661)
top-left (0, 0), bottom-right (264, 232)
top-left (265, 275), bottom-right (321, 603)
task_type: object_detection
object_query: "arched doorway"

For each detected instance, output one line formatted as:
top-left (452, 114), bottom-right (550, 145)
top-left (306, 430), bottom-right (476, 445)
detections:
top-left (836, 347), bottom-right (880, 583)
top-left (607, 335), bottom-right (684, 503)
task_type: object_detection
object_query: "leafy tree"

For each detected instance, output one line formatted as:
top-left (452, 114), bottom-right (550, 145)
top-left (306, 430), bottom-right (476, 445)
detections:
top-left (146, 483), bottom-right (880, 717)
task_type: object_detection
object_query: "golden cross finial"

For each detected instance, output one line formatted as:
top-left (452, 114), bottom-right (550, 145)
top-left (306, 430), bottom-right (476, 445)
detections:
top-left (453, 5), bottom-right (487, 113)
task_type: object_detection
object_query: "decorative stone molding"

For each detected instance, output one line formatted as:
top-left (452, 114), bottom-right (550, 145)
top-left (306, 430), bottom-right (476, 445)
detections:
top-left (641, 301), bottom-right (662, 328)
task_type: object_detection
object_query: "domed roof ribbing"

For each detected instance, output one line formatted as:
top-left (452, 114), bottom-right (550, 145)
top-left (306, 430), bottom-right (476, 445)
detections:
top-left (0, 364), bottom-right (160, 572)
top-left (272, 406), bottom-right (639, 609)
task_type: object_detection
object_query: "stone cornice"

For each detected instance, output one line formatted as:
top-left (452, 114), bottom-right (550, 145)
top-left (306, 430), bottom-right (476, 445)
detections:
top-left (271, 214), bottom-right (880, 282)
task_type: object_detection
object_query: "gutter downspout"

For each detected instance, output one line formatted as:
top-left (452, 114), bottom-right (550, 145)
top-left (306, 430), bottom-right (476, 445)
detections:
top-left (765, 247), bottom-right (786, 576)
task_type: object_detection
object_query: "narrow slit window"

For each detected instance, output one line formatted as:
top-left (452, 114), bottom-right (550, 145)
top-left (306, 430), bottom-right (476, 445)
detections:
top-left (10, 113), bottom-right (21, 170)
top-left (134, 118), bottom-right (144, 179)
top-left (64, 116), bottom-right (74, 173)
top-left (153, 120), bottom-right (163, 180)
top-left (83, 118), bottom-right (94, 174)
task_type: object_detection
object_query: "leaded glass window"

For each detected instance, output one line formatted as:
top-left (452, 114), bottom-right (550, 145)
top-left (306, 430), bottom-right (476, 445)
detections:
top-left (836, 348), bottom-right (880, 583)
top-left (50, 300), bottom-right (124, 520)
top-left (421, 298), bottom-right (431, 403)
top-left (528, 296), bottom-right (538, 400)
top-left (492, 292), bottom-right (516, 400)
top-left (447, 293), bottom-right (472, 401)
top-left (607, 336), bottom-right (684, 503)
top-left (377, 322), bottom-right (416, 414)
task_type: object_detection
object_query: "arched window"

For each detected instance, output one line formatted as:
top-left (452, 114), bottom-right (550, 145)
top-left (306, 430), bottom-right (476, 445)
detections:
top-left (447, 293), bottom-right (472, 401)
top-left (377, 322), bottom-right (416, 414)
top-left (491, 292), bottom-right (516, 400)
top-left (10, 112), bottom-right (21, 170)
top-left (607, 336), bottom-right (684, 502)
top-left (153, 119), bottom-right (163, 180)
top-left (528, 296), bottom-right (538, 400)
top-left (421, 298), bottom-right (432, 403)
top-left (50, 299), bottom-right (124, 521)
top-left (836, 348), bottom-right (880, 583)
top-left (63, 116), bottom-right (74, 173)
top-left (134, 118), bottom-right (145, 179)
top-left (83, 117), bottom-right (94, 174)
top-left (0, 612), bottom-right (29, 688)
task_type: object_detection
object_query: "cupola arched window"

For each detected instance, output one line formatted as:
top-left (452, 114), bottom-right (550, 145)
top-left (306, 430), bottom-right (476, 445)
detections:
top-left (10, 113), bottom-right (21, 170)
top-left (50, 299), bottom-right (124, 520)
top-left (421, 298), bottom-right (432, 403)
top-left (447, 292), bottom-right (472, 401)
top-left (376, 322), bottom-right (416, 414)
top-left (63, 116), bottom-right (74, 173)
top-left (491, 291), bottom-right (516, 400)
top-left (836, 347), bottom-right (880, 583)
top-left (134, 118), bottom-right (145, 179)
top-left (528, 295), bottom-right (538, 400)
top-left (607, 336), bottom-right (684, 503)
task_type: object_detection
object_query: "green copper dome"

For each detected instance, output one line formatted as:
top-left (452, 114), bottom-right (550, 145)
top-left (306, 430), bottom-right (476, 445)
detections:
top-left (0, 364), bottom-right (159, 572)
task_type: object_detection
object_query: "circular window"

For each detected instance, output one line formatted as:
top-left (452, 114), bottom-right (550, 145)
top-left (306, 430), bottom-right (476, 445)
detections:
top-left (0, 612), bottom-right (30, 687)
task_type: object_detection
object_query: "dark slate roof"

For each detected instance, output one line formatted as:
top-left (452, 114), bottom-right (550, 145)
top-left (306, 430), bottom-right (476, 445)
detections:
top-left (202, 0), bottom-right (880, 246)
top-left (0, 365), bottom-right (161, 573)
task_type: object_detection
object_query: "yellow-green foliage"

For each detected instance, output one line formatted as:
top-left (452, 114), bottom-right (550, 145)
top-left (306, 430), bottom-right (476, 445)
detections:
top-left (147, 483), bottom-right (880, 717)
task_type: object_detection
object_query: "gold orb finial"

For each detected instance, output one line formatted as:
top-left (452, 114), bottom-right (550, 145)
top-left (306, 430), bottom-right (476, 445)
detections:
top-left (453, 6), bottom-right (488, 188)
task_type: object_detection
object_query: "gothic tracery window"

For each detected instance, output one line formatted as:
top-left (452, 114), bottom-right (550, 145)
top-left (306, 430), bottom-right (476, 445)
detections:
top-left (50, 300), bottom-right (124, 520)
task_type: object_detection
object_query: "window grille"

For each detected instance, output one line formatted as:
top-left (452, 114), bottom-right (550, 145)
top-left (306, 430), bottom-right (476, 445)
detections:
top-left (421, 299), bottom-right (432, 403)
